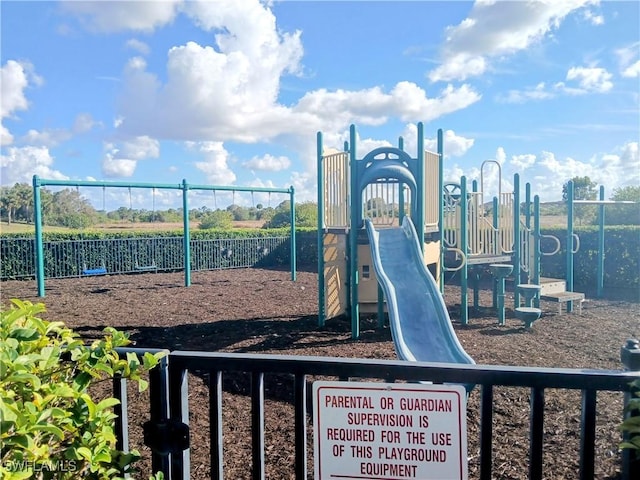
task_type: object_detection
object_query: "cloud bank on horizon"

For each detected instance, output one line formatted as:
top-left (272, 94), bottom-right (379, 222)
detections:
top-left (1, 0), bottom-right (638, 206)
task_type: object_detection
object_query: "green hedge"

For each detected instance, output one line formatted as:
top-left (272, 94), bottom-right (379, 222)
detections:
top-left (0, 229), bottom-right (317, 280)
top-left (3, 227), bottom-right (636, 290)
top-left (539, 226), bottom-right (639, 290)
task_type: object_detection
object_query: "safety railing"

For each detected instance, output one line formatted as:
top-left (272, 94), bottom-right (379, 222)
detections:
top-left (124, 349), bottom-right (640, 480)
top-left (0, 235), bottom-right (291, 280)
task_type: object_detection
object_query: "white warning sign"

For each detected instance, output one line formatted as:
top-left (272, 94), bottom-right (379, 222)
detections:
top-left (313, 381), bottom-right (467, 480)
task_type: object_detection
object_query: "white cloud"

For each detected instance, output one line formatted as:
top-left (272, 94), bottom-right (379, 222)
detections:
top-left (1, 61), bottom-right (30, 118)
top-left (1, 60), bottom-right (32, 146)
top-left (498, 82), bottom-right (556, 104)
top-left (120, 136), bottom-right (160, 160)
top-left (192, 141), bottom-right (237, 185)
top-left (294, 83), bottom-right (481, 131)
top-left (116, 0), bottom-right (304, 142)
top-left (510, 153), bottom-right (537, 171)
top-left (565, 66), bottom-right (613, 93)
top-left (21, 128), bottom-right (71, 148)
top-left (243, 154), bottom-right (291, 172)
top-left (582, 9), bottom-right (604, 26)
top-left (100, 136), bottom-right (160, 177)
top-left (448, 140), bottom-right (640, 202)
top-left (102, 156), bottom-right (137, 178)
top-left (60, 0), bottom-right (181, 33)
top-left (113, 0), bottom-right (479, 155)
top-left (419, 127), bottom-right (475, 158)
top-left (498, 66), bottom-right (614, 103)
top-left (126, 38), bottom-right (151, 55)
top-left (615, 42), bottom-right (640, 78)
top-left (73, 113), bottom-right (98, 134)
top-left (621, 60), bottom-right (640, 79)
top-left (429, 0), bottom-right (596, 82)
top-left (0, 146), bottom-right (68, 183)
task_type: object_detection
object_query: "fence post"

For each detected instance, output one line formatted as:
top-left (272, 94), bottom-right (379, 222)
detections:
top-left (621, 338), bottom-right (640, 480)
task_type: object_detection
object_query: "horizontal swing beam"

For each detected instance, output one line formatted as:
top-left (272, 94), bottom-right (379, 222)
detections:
top-left (33, 176), bottom-right (293, 196)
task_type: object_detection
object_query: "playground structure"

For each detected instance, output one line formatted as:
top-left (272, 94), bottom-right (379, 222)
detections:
top-left (31, 176), bottom-right (297, 297)
top-left (317, 123), bottom-right (585, 340)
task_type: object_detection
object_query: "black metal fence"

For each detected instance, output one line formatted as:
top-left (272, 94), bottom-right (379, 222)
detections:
top-left (0, 236), bottom-right (293, 280)
top-left (115, 346), bottom-right (640, 480)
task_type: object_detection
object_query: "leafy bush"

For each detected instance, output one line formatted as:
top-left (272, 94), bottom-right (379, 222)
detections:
top-left (619, 379), bottom-right (640, 457)
top-left (198, 210), bottom-right (233, 230)
top-left (0, 299), bottom-right (165, 479)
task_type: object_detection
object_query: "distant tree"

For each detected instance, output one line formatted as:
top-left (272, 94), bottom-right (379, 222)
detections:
top-left (605, 186), bottom-right (640, 225)
top-left (46, 189), bottom-right (98, 228)
top-left (562, 176), bottom-right (597, 201)
top-left (263, 202), bottom-right (317, 228)
top-left (0, 186), bottom-right (17, 224)
top-left (199, 210), bottom-right (233, 229)
top-left (563, 176), bottom-right (597, 225)
top-left (364, 197), bottom-right (388, 218)
top-left (226, 204), bottom-right (250, 221)
top-left (13, 183), bottom-right (33, 223)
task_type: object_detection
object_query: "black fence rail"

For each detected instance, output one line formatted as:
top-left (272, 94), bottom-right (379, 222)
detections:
top-left (113, 347), bottom-right (640, 480)
top-left (0, 236), bottom-right (293, 280)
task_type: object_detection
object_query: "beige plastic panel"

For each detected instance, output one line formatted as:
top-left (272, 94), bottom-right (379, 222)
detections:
top-left (323, 233), bottom-right (348, 319)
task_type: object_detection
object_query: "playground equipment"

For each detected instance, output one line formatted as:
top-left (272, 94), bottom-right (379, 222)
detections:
top-left (564, 182), bottom-right (636, 303)
top-left (317, 123), bottom-right (442, 338)
top-left (365, 217), bottom-right (475, 376)
top-left (317, 123), bottom-right (586, 337)
top-left (32, 176), bottom-right (297, 297)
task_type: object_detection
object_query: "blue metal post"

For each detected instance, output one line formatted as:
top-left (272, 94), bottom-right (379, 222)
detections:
top-left (533, 195), bottom-right (541, 308)
top-left (567, 180), bottom-right (575, 312)
top-left (349, 125), bottom-right (360, 338)
top-left (398, 136), bottom-right (405, 222)
top-left (437, 129), bottom-right (445, 293)
top-left (416, 122), bottom-right (425, 251)
top-left (290, 186), bottom-right (297, 281)
top-left (513, 173), bottom-right (521, 308)
top-left (492, 196), bottom-right (499, 308)
top-left (597, 186), bottom-right (605, 297)
top-left (525, 183), bottom-right (532, 229)
top-left (317, 132), bottom-right (325, 326)
top-left (182, 179), bottom-right (191, 287)
top-left (33, 175), bottom-right (45, 297)
top-left (460, 176), bottom-right (468, 325)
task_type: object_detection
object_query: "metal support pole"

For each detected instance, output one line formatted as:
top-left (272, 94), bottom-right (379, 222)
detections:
top-left (437, 128), bottom-right (445, 293)
top-left (349, 124), bottom-right (360, 338)
top-left (290, 186), bottom-right (297, 281)
top-left (597, 186), bottom-right (605, 297)
top-left (513, 173), bottom-right (521, 309)
top-left (317, 132), bottom-right (325, 326)
top-left (33, 175), bottom-right (45, 297)
top-left (567, 180), bottom-right (575, 312)
top-left (460, 176), bottom-right (468, 325)
top-left (182, 179), bottom-right (191, 287)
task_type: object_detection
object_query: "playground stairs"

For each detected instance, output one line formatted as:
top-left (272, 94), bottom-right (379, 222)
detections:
top-left (538, 277), bottom-right (585, 315)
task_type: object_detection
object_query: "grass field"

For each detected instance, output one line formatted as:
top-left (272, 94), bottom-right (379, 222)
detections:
top-left (0, 220), bottom-right (268, 234)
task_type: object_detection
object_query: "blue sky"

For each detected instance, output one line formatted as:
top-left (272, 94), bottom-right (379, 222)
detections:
top-left (1, 0), bottom-right (639, 210)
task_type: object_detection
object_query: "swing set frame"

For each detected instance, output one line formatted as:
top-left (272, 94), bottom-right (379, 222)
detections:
top-left (32, 176), bottom-right (297, 297)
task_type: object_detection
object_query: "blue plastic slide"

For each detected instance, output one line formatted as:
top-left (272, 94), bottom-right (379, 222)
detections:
top-left (365, 217), bottom-right (475, 367)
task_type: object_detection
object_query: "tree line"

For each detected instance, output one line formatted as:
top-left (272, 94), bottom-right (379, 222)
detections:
top-left (1, 178), bottom-right (637, 229)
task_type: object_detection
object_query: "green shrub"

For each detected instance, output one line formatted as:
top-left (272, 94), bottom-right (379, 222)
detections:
top-left (619, 379), bottom-right (640, 457)
top-left (198, 210), bottom-right (233, 229)
top-left (0, 299), bottom-right (165, 479)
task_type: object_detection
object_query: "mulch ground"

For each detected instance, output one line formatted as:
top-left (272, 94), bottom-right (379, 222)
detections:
top-left (2, 268), bottom-right (639, 479)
